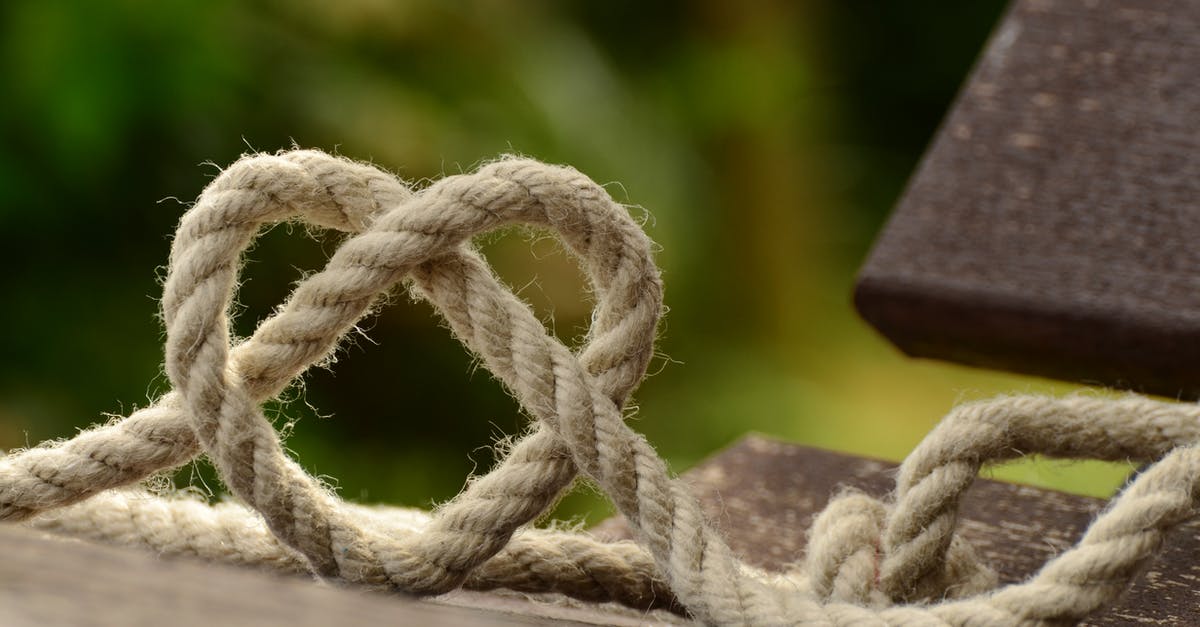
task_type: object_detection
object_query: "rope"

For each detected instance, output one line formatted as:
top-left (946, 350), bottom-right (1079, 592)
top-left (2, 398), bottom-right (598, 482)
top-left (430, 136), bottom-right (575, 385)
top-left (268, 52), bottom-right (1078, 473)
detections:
top-left (6, 149), bottom-right (1200, 625)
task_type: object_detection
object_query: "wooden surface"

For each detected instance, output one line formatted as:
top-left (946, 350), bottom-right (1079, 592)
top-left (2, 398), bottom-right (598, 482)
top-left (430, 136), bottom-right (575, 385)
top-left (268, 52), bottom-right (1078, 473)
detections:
top-left (0, 526), bottom-right (563, 627)
top-left (595, 435), bottom-right (1200, 625)
top-left (854, 0), bottom-right (1200, 398)
top-left (4, 435), bottom-right (1196, 625)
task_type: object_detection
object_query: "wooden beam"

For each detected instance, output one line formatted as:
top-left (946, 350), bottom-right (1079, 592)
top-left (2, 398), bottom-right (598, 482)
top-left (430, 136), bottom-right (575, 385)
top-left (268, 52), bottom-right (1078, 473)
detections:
top-left (854, 0), bottom-right (1200, 397)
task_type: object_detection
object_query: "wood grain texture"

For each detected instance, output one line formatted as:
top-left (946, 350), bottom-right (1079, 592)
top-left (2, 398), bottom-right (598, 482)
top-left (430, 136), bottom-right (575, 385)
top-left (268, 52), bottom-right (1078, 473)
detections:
top-left (854, 0), bottom-right (1200, 398)
top-left (596, 435), bottom-right (1200, 625)
top-left (0, 517), bottom-right (684, 626)
top-left (0, 524), bottom-right (636, 627)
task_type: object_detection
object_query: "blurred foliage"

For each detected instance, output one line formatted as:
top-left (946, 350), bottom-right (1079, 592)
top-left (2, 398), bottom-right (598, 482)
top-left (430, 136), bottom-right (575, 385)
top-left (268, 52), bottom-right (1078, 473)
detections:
top-left (0, 0), bottom-right (1133, 523)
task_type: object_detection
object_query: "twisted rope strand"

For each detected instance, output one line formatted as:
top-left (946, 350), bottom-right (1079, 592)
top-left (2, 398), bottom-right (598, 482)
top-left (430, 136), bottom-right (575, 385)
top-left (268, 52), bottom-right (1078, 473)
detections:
top-left (881, 395), bottom-right (1200, 602)
top-left (6, 149), bottom-right (1200, 625)
top-left (29, 489), bottom-right (682, 612)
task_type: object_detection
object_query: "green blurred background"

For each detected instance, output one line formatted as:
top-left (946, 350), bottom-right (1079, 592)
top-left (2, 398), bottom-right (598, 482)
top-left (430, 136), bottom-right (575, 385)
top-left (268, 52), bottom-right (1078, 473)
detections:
top-left (0, 0), bottom-right (1133, 522)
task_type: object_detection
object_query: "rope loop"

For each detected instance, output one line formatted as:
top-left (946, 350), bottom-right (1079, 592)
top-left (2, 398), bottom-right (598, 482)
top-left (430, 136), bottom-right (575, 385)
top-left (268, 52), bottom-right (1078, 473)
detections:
top-left (160, 150), bottom-right (664, 592)
top-left (6, 149), bottom-right (1200, 625)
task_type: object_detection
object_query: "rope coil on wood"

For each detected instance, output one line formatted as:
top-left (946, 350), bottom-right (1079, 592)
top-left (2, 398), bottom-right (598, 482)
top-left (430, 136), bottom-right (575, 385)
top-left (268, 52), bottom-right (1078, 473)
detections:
top-left (6, 149), bottom-right (1200, 625)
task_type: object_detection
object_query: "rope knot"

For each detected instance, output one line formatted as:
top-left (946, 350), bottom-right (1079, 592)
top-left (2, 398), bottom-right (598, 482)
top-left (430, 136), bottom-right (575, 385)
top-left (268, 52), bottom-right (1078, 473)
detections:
top-left (8, 149), bottom-right (1200, 625)
top-left (804, 488), bottom-right (999, 608)
top-left (804, 490), bottom-right (890, 607)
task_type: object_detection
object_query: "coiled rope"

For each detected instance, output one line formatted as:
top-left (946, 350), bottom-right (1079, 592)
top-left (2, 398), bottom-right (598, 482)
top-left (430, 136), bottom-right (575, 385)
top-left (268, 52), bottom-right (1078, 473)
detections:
top-left (6, 150), bottom-right (1199, 625)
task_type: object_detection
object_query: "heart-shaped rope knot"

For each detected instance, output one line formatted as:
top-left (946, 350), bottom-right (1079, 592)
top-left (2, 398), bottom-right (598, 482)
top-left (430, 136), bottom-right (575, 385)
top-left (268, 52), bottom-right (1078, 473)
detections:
top-left (160, 150), bottom-right (665, 591)
top-left (7, 150), bottom-right (1200, 626)
top-left (0, 150), bottom-right (677, 609)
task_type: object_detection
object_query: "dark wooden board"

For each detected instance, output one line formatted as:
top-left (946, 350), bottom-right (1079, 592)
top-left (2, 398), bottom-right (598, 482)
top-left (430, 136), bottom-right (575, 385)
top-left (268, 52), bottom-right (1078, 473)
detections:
top-left (6, 435), bottom-right (1195, 624)
top-left (596, 435), bottom-right (1200, 625)
top-left (854, 0), bottom-right (1200, 398)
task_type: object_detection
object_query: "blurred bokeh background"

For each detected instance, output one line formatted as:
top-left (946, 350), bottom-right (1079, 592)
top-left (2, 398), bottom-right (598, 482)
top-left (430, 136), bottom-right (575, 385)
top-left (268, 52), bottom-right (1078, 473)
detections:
top-left (0, 0), bottom-right (1133, 522)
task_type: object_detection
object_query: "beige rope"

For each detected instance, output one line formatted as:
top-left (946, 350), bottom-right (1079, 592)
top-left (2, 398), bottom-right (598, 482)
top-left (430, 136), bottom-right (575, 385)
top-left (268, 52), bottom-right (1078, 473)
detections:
top-left (7, 149), bottom-right (1200, 625)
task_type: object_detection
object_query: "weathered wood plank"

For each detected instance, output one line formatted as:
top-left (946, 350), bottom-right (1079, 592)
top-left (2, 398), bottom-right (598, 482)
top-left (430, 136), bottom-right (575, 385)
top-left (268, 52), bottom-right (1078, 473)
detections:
top-left (596, 435), bottom-right (1200, 625)
top-left (854, 0), bottom-right (1200, 398)
top-left (0, 524), bottom-right (582, 627)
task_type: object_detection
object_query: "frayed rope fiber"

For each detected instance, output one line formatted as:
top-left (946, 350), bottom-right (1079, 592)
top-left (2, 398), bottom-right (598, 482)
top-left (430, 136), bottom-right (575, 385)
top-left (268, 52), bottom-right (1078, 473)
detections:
top-left (5, 149), bottom-right (1200, 625)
